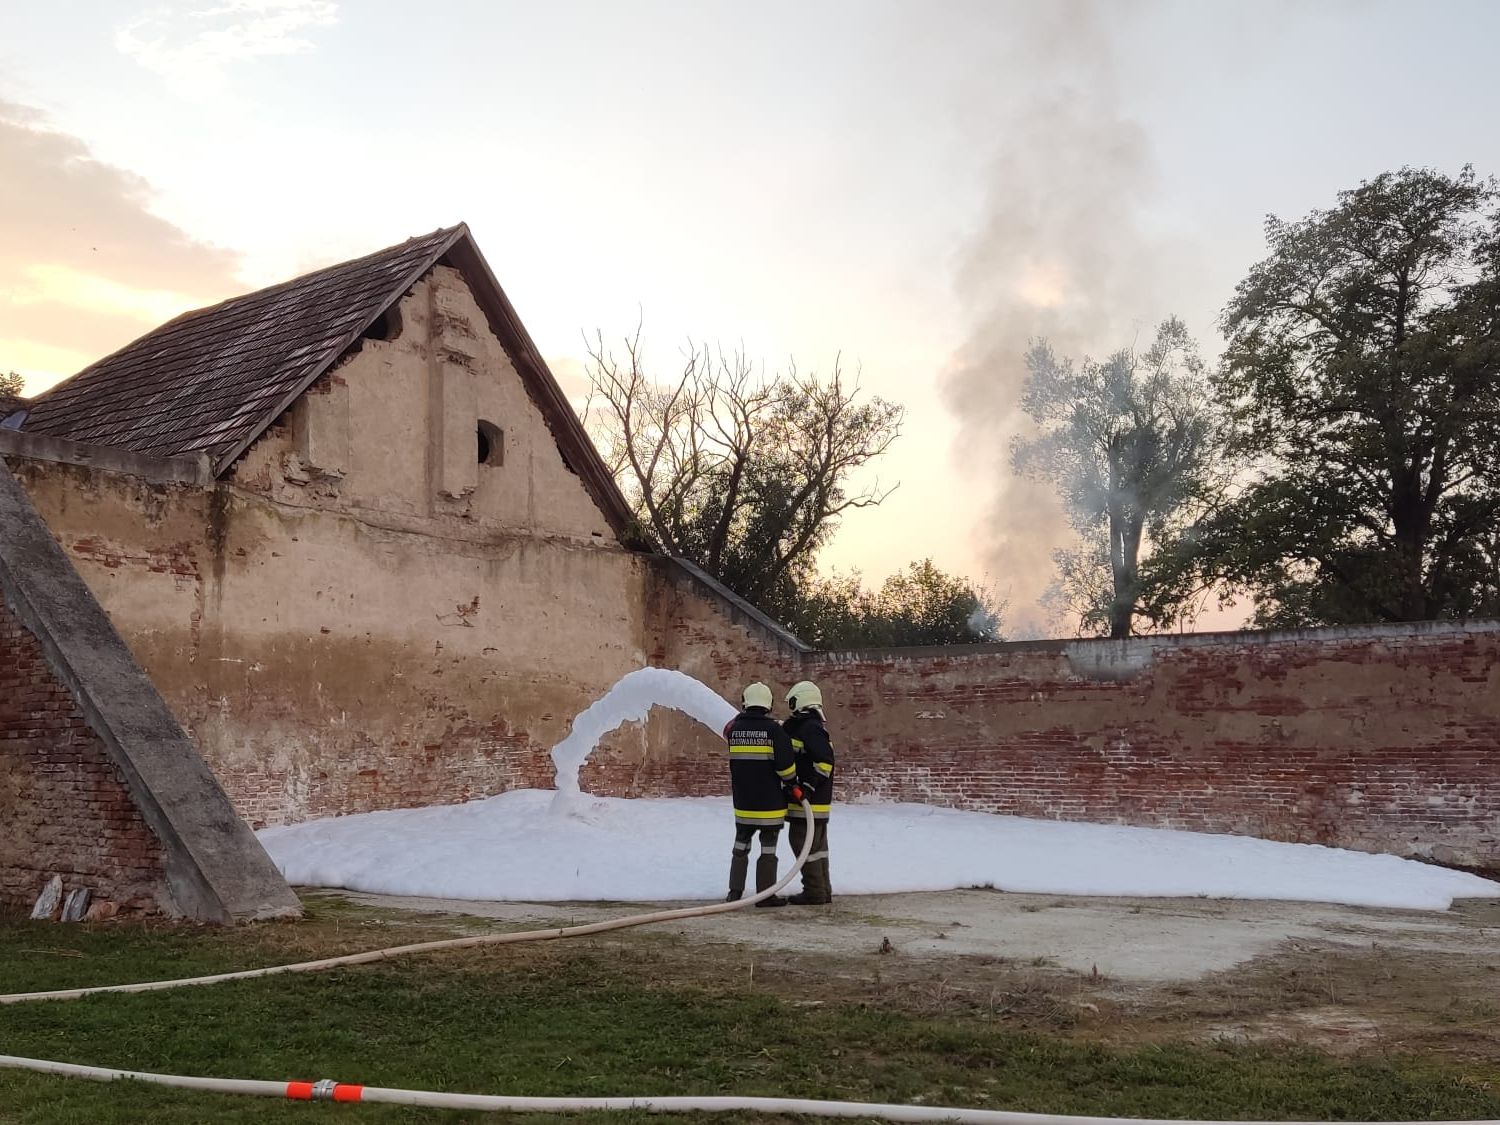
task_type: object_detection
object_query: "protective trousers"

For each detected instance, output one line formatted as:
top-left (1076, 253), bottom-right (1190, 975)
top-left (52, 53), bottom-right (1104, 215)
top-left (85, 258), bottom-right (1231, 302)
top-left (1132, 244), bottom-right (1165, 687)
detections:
top-left (728, 824), bottom-right (782, 899)
top-left (787, 817), bottom-right (831, 903)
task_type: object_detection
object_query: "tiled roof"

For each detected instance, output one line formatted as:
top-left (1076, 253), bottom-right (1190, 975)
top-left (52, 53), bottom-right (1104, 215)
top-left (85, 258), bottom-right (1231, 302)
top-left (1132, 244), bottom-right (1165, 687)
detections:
top-left (19, 225), bottom-right (638, 541)
top-left (23, 226), bottom-right (464, 470)
top-left (0, 394), bottom-right (22, 418)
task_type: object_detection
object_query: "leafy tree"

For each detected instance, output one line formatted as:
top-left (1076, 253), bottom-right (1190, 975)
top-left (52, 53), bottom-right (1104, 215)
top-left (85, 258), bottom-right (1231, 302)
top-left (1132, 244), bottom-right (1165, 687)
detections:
top-left (1176, 167), bottom-right (1500, 626)
top-left (869, 559), bottom-right (1004, 646)
top-left (790, 560), bottom-right (1003, 649)
top-left (1013, 318), bottom-right (1224, 638)
top-left (584, 330), bottom-right (903, 623)
top-left (0, 371), bottom-right (23, 400)
top-left (786, 570), bottom-right (867, 649)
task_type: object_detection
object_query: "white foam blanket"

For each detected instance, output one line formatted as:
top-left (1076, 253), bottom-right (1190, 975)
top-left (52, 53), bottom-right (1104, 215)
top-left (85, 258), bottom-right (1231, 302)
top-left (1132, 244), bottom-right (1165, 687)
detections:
top-left (258, 668), bottom-right (1499, 911)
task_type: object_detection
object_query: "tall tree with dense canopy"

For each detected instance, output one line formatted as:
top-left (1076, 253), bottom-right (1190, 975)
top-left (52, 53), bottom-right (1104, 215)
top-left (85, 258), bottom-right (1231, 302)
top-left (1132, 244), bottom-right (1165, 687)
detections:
top-left (1013, 318), bottom-right (1223, 638)
top-left (1177, 167), bottom-right (1500, 626)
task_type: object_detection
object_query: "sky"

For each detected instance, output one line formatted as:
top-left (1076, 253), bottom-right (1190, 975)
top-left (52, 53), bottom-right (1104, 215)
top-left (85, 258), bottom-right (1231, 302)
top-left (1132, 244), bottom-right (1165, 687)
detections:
top-left (5, 0), bottom-right (1500, 634)
top-left (258, 668), bottom-right (1500, 910)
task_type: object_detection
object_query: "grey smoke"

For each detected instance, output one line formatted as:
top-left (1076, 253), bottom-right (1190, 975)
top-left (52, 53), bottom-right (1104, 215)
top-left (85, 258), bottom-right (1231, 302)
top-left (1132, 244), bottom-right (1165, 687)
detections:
top-left (941, 0), bottom-right (1169, 638)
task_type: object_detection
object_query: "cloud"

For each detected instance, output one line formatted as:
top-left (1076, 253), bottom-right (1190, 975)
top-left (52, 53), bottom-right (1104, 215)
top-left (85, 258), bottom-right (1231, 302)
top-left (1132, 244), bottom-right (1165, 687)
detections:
top-left (941, 0), bottom-right (1172, 637)
top-left (0, 100), bottom-right (243, 392)
top-left (116, 0), bottom-right (338, 94)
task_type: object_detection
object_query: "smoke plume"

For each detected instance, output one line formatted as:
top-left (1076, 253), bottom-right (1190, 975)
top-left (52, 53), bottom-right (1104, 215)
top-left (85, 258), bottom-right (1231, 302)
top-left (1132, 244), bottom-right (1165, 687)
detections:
top-left (941, 1), bottom-right (1167, 637)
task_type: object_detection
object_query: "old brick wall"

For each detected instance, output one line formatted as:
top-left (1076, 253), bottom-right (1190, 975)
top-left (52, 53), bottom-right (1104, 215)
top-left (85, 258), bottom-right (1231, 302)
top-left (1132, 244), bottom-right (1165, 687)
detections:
top-left (814, 628), bottom-right (1500, 871)
top-left (575, 560), bottom-right (806, 800)
top-left (0, 595), bottom-right (167, 915)
top-left (581, 580), bottom-right (1500, 871)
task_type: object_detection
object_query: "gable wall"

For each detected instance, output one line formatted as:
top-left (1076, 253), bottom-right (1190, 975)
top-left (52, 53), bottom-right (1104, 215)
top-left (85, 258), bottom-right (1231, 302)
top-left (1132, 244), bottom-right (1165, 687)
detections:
top-left (6, 262), bottom-right (675, 829)
top-left (234, 265), bottom-right (615, 543)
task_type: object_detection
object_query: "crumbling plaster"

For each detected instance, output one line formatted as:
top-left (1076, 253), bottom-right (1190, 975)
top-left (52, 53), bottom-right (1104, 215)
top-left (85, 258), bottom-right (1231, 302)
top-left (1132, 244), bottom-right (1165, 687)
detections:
top-left (12, 264), bottom-right (672, 826)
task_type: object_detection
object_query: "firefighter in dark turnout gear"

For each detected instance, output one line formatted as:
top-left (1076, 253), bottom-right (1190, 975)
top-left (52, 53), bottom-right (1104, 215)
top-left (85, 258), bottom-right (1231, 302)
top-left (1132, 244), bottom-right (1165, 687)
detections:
top-left (783, 679), bottom-right (835, 905)
top-left (723, 682), bottom-right (799, 907)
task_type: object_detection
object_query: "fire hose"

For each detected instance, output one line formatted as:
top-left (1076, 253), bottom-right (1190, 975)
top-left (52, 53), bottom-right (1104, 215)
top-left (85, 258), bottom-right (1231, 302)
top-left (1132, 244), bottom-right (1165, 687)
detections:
top-left (1, 799), bottom-right (817, 1005)
top-left (1, 1053), bottom-right (1491, 1125)
top-left (2, 800), bottom-right (1494, 1125)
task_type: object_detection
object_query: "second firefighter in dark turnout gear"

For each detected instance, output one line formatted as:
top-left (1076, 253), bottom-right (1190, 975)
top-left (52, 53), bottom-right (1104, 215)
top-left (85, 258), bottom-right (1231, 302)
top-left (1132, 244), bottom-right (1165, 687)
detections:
top-left (784, 679), bottom-right (835, 905)
top-left (723, 682), bottom-right (799, 907)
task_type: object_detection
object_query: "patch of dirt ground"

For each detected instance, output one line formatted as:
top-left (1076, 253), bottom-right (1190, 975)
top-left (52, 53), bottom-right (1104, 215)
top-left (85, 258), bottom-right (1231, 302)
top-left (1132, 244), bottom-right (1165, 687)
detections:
top-left (334, 888), bottom-right (1500, 1065)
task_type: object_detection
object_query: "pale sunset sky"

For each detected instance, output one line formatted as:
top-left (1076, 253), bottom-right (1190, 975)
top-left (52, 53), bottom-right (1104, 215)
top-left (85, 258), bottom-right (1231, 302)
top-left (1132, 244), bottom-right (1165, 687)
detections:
top-left (5, 1), bottom-right (1500, 633)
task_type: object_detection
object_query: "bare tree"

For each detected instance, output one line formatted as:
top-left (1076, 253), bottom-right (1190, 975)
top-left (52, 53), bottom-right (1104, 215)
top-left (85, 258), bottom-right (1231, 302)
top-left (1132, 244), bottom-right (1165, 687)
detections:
top-left (585, 328), bottom-right (903, 619)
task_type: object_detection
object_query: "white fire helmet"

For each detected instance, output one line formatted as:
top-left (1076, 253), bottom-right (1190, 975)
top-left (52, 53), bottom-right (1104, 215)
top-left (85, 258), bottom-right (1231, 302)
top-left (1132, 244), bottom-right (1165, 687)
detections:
top-left (785, 680), bottom-right (823, 713)
top-left (741, 682), bottom-right (774, 710)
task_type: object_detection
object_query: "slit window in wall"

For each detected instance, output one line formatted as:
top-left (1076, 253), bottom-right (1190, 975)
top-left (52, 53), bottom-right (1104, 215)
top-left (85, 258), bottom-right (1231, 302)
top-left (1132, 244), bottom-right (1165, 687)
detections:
top-left (478, 420), bottom-right (504, 466)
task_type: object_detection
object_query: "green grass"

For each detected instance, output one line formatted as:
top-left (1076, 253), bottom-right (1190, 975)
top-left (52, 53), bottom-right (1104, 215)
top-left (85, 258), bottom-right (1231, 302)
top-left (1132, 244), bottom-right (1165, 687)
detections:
top-left (1, 906), bottom-right (1497, 1124)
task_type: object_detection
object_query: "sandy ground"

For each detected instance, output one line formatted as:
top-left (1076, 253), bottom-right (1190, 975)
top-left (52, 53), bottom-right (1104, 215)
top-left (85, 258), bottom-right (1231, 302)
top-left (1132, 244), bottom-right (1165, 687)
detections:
top-left (331, 886), bottom-right (1500, 1060)
top-left (342, 887), bottom-right (1500, 984)
top-left (327, 886), bottom-right (1500, 1059)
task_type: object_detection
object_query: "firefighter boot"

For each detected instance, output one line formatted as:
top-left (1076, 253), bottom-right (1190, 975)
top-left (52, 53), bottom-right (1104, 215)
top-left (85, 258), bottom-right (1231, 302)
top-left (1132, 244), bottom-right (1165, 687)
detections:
top-left (810, 856), bottom-right (833, 904)
top-left (789, 825), bottom-right (831, 905)
top-left (727, 846), bottom-right (750, 902)
top-left (754, 853), bottom-right (786, 908)
top-left (812, 826), bottom-right (833, 902)
top-left (788, 862), bottom-right (830, 904)
top-left (787, 819), bottom-right (811, 900)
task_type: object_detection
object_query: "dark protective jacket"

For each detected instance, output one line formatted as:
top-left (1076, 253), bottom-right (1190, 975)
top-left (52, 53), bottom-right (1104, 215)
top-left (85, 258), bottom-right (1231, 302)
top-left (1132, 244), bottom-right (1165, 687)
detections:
top-left (723, 707), bottom-right (798, 828)
top-left (784, 709), bottom-right (835, 820)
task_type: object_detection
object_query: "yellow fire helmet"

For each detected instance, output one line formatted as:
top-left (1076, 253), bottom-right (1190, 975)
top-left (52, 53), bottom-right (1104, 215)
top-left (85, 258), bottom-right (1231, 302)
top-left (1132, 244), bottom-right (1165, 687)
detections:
top-left (785, 680), bottom-right (823, 713)
top-left (741, 682), bottom-right (774, 710)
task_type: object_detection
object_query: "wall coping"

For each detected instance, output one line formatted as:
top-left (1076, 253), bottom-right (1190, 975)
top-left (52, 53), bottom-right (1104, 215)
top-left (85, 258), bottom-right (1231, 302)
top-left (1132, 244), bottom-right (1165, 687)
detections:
top-left (0, 459), bottom-right (300, 922)
top-left (809, 617), bottom-right (1500, 677)
top-left (0, 428), bottom-right (211, 486)
top-left (664, 557), bottom-right (812, 654)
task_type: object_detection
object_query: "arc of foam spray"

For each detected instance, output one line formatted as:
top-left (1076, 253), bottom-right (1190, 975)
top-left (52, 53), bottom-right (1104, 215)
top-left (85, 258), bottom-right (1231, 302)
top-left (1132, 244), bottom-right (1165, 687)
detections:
top-left (548, 668), bottom-right (738, 808)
